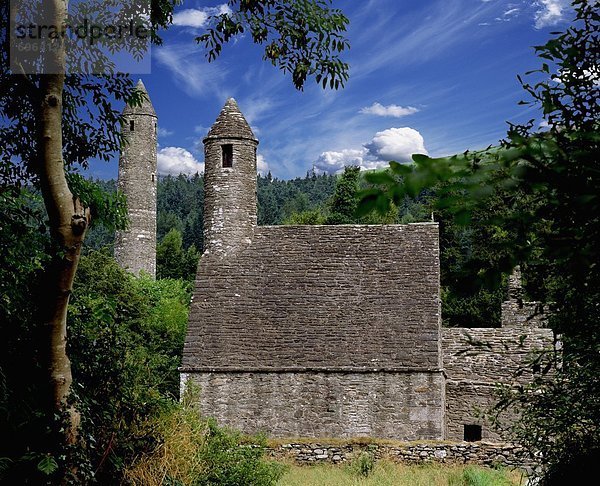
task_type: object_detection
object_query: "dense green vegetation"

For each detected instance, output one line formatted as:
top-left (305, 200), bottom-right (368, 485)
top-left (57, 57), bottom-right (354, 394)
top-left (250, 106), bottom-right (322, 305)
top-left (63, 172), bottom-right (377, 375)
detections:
top-left (0, 207), bottom-right (282, 483)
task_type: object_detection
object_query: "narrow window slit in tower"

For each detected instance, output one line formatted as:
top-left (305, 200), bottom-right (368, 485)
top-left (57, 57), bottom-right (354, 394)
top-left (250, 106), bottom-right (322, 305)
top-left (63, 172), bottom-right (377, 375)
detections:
top-left (130, 120), bottom-right (135, 131)
top-left (222, 144), bottom-right (233, 168)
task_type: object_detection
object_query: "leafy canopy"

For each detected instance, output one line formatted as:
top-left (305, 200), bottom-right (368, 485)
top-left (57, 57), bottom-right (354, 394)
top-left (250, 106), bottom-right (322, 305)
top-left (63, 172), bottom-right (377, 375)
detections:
top-left (198, 0), bottom-right (350, 90)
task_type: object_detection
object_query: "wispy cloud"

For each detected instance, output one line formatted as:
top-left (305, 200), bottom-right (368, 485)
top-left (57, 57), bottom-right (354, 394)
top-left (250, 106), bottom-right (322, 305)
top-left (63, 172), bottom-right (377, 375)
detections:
top-left (154, 44), bottom-right (228, 98)
top-left (157, 127), bottom-right (173, 138)
top-left (349, 0), bottom-right (500, 77)
top-left (534, 0), bottom-right (569, 29)
top-left (504, 7), bottom-right (520, 17)
top-left (359, 102), bottom-right (419, 118)
top-left (172, 4), bottom-right (232, 29)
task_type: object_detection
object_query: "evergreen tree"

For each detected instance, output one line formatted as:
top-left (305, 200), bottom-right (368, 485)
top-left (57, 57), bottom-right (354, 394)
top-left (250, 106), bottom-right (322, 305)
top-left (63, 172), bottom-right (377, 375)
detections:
top-left (325, 166), bottom-right (360, 224)
top-left (156, 229), bottom-right (200, 282)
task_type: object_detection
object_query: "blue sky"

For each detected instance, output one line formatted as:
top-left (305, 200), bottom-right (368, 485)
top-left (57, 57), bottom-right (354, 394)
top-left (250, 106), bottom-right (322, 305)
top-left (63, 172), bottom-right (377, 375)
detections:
top-left (92, 0), bottom-right (573, 180)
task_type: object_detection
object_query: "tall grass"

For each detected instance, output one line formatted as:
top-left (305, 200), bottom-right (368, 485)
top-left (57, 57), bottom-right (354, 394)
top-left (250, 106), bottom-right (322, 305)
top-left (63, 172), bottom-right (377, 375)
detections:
top-left (277, 461), bottom-right (524, 486)
top-left (123, 387), bottom-right (285, 486)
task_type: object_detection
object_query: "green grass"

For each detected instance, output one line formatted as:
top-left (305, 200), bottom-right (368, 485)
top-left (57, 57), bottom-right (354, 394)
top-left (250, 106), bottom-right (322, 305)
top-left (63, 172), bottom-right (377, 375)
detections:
top-left (277, 461), bottom-right (525, 486)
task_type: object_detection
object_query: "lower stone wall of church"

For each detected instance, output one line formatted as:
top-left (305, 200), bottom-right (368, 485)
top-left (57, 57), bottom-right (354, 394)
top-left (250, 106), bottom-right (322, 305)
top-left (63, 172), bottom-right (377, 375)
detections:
top-left (446, 382), bottom-right (507, 442)
top-left (182, 371), bottom-right (445, 440)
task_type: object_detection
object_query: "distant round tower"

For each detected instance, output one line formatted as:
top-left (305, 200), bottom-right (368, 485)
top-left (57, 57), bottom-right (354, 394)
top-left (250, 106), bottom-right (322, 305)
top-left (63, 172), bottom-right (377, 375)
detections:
top-left (114, 79), bottom-right (158, 277)
top-left (203, 98), bottom-right (258, 256)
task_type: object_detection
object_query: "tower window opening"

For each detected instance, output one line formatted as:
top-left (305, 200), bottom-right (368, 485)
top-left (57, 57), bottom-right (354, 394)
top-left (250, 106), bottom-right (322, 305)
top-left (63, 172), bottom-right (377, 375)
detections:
top-left (130, 120), bottom-right (135, 131)
top-left (464, 424), bottom-right (482, 442)
top-left (222, 144), bottom-right (233, 168)
top-left (151, 173), bottom-right (156, 183)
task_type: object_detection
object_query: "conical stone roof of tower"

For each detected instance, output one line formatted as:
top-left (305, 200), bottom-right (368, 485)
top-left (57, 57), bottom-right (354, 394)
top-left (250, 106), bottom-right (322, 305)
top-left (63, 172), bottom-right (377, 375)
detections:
top-left (205, 98), bottom-right (257, 142)
top-left (123, 79), bottom-right (157, 117)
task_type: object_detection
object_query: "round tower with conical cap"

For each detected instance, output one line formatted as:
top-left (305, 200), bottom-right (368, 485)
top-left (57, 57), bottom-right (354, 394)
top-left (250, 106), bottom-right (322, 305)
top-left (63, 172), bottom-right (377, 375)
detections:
top-left (115, 79), bottom-right (158, 277)
top-left (203, 98), bottom-right (258, 256)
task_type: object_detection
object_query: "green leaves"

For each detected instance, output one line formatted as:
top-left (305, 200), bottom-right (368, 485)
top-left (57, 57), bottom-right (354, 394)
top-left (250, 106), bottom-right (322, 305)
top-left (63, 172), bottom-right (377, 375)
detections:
top-left (197, 0), bottom-right (350, 91)
top-left (36, 455), bottom-right (58, 475)
top-left (66, 173), bottom-right (128, 232)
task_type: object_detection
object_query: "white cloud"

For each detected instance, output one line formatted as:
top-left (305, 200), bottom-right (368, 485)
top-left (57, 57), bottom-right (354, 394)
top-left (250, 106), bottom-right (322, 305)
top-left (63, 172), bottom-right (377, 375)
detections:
top-left (172, 5), bottom-right (232, 29)
top-left (314, 127), bottom-right (428, 174)
top-left (359, 102), bottom-right (419, 118)
top-left (157, 127), bottom-right (173, 138)
top-left (172, 9), bottom-right (210, 28)
top-left (257, 154), bottom-right (270, 175)
top-left (364, 127), bottom-right (428, 163)
top-left (158, 147), bottom-right (204, 176)
top-left (534, 0), bottom-right (568, 29)
top-left (503, 8), bottom-right (520, 17)
top-left (314, 149), bottom-right (366, 174)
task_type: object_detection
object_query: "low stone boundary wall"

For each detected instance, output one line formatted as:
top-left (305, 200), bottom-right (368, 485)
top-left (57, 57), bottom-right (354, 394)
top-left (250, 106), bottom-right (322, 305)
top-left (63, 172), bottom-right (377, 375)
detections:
top-left (269, 441), bottom-right (533, 472)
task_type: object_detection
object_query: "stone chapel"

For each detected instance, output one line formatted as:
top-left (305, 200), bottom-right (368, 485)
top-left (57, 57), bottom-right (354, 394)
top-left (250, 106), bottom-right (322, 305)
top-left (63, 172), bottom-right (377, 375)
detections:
top-left (117, 91), bottom-right (555, 442)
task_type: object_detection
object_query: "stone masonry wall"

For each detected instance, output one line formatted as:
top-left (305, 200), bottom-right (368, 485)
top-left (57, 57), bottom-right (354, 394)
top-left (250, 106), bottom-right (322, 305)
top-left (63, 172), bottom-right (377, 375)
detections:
top-left (443, 327), bottom-right (554, 441)
top-left (183, 371), bottom-right (445, 440)
top-left (202, 99), bottom-right (258, 257)
top-left (203, 137), bottom-right (258, 257)
top-left (114, 107), bottom-right (157, 277)
top-left (268, 441), bottom-right (533, 471)
top-left (501, 266), bottom-right (548, 328)
top-left (501, 300), bottom-right (548, 328)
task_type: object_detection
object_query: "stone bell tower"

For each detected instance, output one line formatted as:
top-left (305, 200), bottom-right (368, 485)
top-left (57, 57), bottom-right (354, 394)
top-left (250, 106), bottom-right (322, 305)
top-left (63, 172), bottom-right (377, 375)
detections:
top-left (203, 98), bottom-right (258, 256)
top-left (114, 79), bottom-right (158, 277)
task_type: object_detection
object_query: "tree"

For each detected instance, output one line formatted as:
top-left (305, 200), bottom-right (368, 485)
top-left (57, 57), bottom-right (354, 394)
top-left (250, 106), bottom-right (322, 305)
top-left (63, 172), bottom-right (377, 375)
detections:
top-left (359, 1), bottom-right (599, 481)
top-left (156, 228), bottom-right (200, 281)
top-left (199, 0), bottom-right (350, 90)
top-left (325, 165), bottom-right (360, 224)
top-left (2, 0), bottom-right (350, 479)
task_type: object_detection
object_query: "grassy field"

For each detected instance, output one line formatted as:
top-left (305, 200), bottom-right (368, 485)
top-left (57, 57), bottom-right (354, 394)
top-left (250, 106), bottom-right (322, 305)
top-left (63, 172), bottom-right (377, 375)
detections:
top-left (277, 460), bottom-right (525, 486)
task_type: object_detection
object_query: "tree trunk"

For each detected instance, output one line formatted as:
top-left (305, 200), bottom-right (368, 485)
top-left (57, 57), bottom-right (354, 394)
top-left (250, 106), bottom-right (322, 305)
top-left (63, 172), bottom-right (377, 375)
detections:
top-left (35, 0), bottom-right (87, 450)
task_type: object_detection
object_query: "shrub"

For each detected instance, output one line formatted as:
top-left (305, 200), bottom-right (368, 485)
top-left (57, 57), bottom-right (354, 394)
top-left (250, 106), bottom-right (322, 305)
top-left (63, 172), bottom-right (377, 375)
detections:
top-left (124, 386), bottom-right (286, 486)
top-left (348, 451), bottom-right (375, 478)
top-left (67, 250), bottom-right (191, 482)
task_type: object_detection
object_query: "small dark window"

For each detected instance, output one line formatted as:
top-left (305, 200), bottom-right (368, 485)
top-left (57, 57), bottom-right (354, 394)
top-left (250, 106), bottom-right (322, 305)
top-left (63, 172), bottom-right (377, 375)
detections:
top-left (151, 173), bottom-right (155, 183)
top-left (222, 144), bottom-right (233, 168)
top-left (464, 424), bottom-right (482, 442)
top-left (533, 363), bottom-right (541, 374)
top-left (130, 120), bottom-right (135, 131)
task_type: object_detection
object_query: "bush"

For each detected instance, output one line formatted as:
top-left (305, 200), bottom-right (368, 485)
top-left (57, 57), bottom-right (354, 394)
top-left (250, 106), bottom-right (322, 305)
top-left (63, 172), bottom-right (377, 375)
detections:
top-left (67, 250), bottom-right (191, 482)
top-left (124, 386), bottom-right (286, 486)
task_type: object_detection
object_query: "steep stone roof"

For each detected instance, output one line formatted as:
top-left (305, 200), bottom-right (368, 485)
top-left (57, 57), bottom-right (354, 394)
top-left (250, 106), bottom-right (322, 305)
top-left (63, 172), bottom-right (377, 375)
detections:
top-left (204, 98), bottom-right (257, 142)
top-left (183, 223), bottom-right (441, 372)
top-left (123, 79), bottom-right (157, 117)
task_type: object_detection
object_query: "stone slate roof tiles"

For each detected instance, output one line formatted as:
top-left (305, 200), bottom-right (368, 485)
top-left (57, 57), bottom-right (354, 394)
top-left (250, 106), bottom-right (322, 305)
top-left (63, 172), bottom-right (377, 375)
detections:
top-left (205, 98), bottom-right (257, 142)
top-left (183, 223), bottom-right (441, 373)
top-left (123, 79), bottom-right (157, 117)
